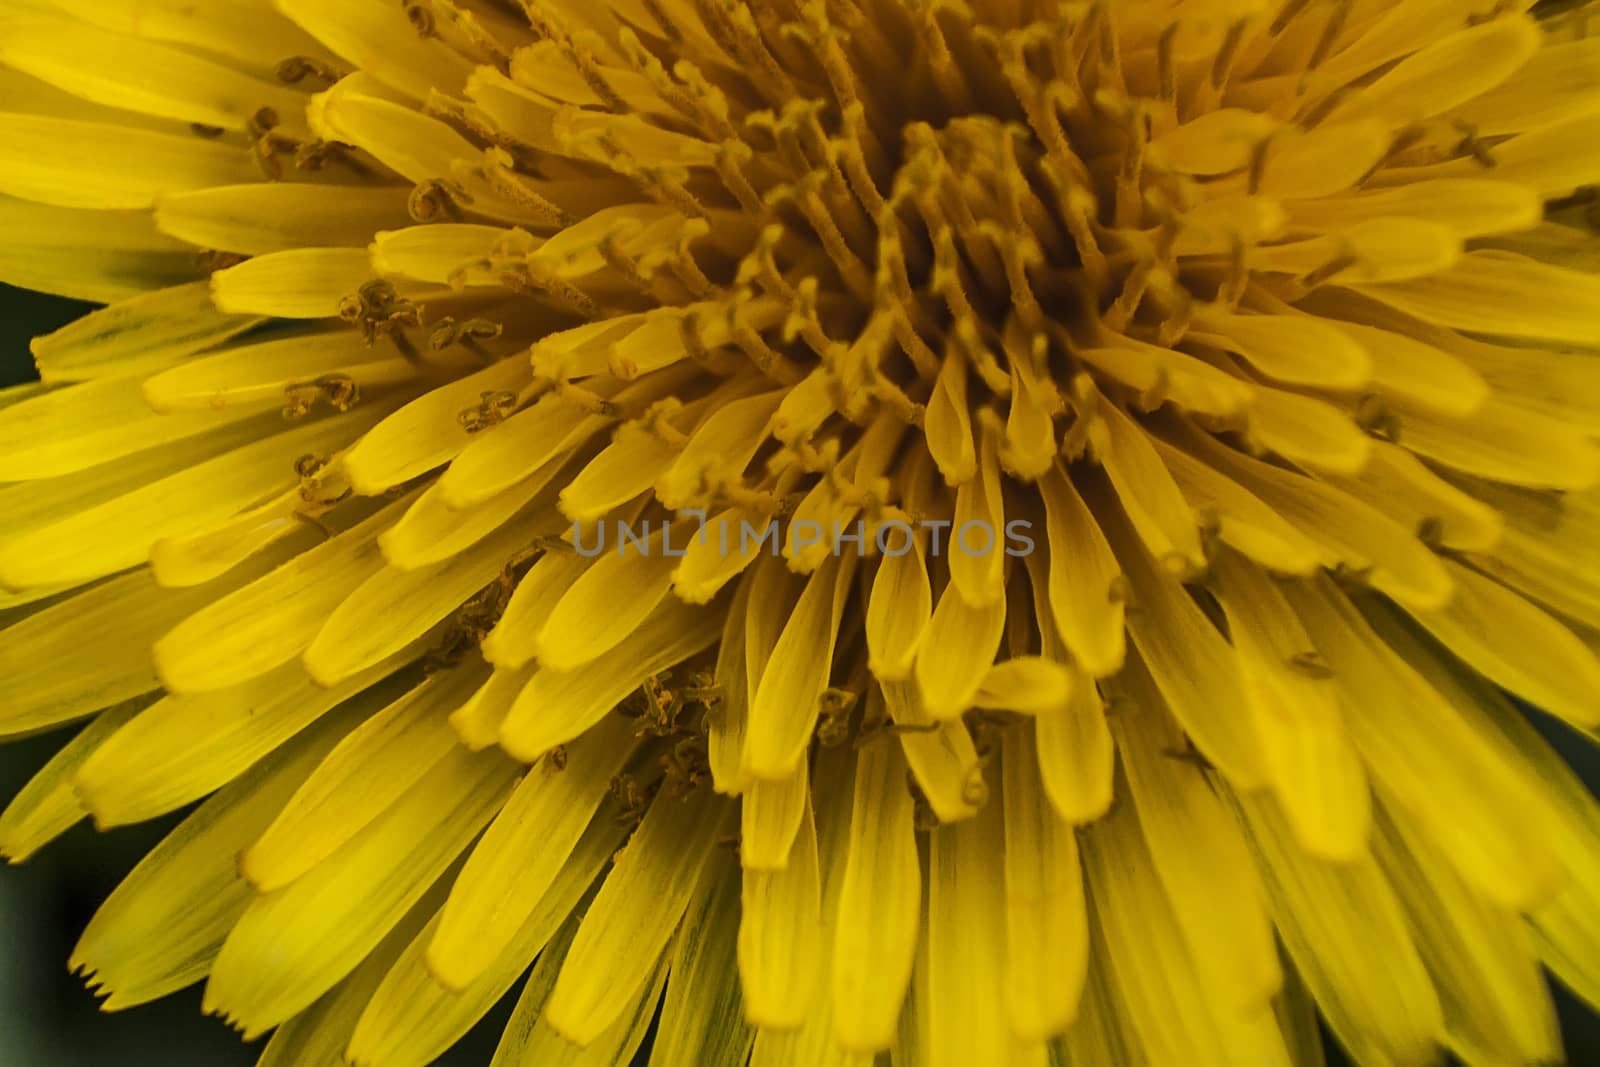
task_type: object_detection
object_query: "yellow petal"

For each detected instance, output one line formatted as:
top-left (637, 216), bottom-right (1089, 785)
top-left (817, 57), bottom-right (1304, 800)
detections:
top-left (543, 786), bottom-right (729, 1044)
top-left (739, 793), bottom-right (823, 1029)
top-left (1080, 787), bottom-right (1288, 1065)
top-left (70, 704), bottom-right (362, 1010)
top-left (1152, 435), bottom-right (1333, 576)
top-left (0, 372), bottom-right (272, 482)
top-left (655, 388), bottom-right (785, 510)
top-left (1245, 388), bottom-right (1371, 476)
top-left (1035, 465), bottom-right (1126, 676)
top-left (1354, 251), bottom-right (1600, 346)
top-left (0, 697), bottom-right (144, 863)
top-left (0, 407), bottom-right (383, 590)
top-left (77, 659), bottom-right (413, 827)
top-left (1099, 485), bottom-right (1268, 788)
top-left (913, 579), bottom-right (1006, 720)
top-left (1109, 661), bottom-right (1283, 1014)
top-left (429, 715), bottom-right (636, 989)
top-left (881, 680), bottom-right (983, 824)
top-left (948, 416), bottom-right (1006, 605)
top-left (1280, 577), bottom-right (1563, 910)
top-left (480, 549), bottom-right (591, 669)
top-left (924, 344), bottom-right (977, 484)
top-left (1393, 394), bottom-right (1600, 491)
top-left (1097, 395), bottom-right (1207, 573)
top-left (741, 757), bottom-right (809, 871)
top-left (1000, 726), bottom-right (1088, 1040)
top-left (1329, 16), bottom-right (1540, 125)
top-left (560, 420), bottom-right (679, 522)
top-left (257, 882), bottom-right (441, 1067)
top-left (1225, 787), bottom-right (1444, 1067)
top-left (1371, 802), bottom-right (1560, 1065)
top-left (708, 577), bottom-right (754, 795)
top-left (210, 248), bottom-right (390, 319)
top-left (499, 595), bottom-right (721, 759)
top-left (0, 195), bottom-right (199, 303)
top-left (241, 664), bottom-right (487, 892)
top-left (0, 564), bottom-right (273, 738)
top-left (746, 553), bottom-right (856, 777)
top-left (348, 806), bottom-right (625, 1067)
top-left (926, 799), bottom-right (1045, 1066)
top-left (153, 497), bottom-right (402, 693)
top-left (1316, 317), bottom-right (1488, 418)
top-left (448, 663), bottom-right (534, 752)
top-left (748, 759), bottom-right (868, 1066)
top-left (1213, 551), bottom-right (1370, 862)
top-left (1189, 307), bottom-right (1371, 390)
top-left (0, 17), bottom-right (307, 130)
top-left (379, 456), bottom-right (565, 571)
top-left (342, 356), bottom-right (531, 495)
top-left (488, 906), bottom-right (667, 1067)
top-left (276, 0), bottom-right (473, 103)
top-left (436, 389), bottom-right (614, 509)
top-left (1284, 180), bottom-right (1541, 239)
top-left (29, 280), bottom-right (261, 384)
top-left (865, 533), bottom-right (932, 682)
top-left (972, 656), bottom-right (1072, 713)
top-left (0, 112), bottom-right (257, 211)
top-left (536, 524), bottom-right (681, 670)
top-left (1405, 561), bottom-right (1600, 731)
top-left (1150, 109), bottom-right (1278, 175)
top-left (650, 856), bottom-right (753, 1067)
top-left (203, 744), bottom-right (517, 1038)
top-left (831, 741), bottom-right (920, 1052)
top-left (1318, 441), bottom-right (1502, 554)
top-left (304, 508), bottom-right (561, 686)
top-left (1169, 420), bottom-right (1452, 610)
top-left (159, 184), bottom-right (415, 256)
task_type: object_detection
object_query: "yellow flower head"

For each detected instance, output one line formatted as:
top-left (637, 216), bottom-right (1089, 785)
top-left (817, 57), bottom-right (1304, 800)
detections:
top-left (1, 0), bottom-right (1599, 1063)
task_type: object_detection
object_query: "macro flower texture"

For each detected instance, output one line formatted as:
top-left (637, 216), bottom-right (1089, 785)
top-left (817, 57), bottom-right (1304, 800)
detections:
top-left (2, 0), bottom-right (1600, 1063)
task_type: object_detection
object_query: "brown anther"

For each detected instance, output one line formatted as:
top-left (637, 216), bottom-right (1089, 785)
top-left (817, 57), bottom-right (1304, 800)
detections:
top-left (293, 452), bottom-right (354, 509)
top-left (458, 390), bottom-right (519, 433)
top-left (293, 453), bottom-right (328, 480)
top-left (430, 316), bottom-right (504, 358)
top-left (815, 687), bottom-right (858, 747)
top-left (1353, 393), bottom-right (1402, 442)
top-left (283, 375), bottom-right (358, 422)
top-left (1416, 515), bottom-right (1445, 549)
top-left (409, 179), bottom-right (472, 222)
top-left (283, 383), bottom-right (320, 421)
top-left (661, 735), bottom-right (711, 797)
top-left (1451, 119), bottom-right (1498, 168)
top-left (405, 2), bottom-right (439, 36)
top-left (340, 279), bottom-right (423, 351)
top-left (1288, 651), bottom-right (1335, 679)
top-left (293, 139), bottom-right (367, 175)
top-left (547, 745), bottom-right (569, 771)
top-left (319, 374), bottom-right (361, 412)
top-left (275, 56), bottom-right (345, 86)
top-left (610, 772), bottom-right (660, 828)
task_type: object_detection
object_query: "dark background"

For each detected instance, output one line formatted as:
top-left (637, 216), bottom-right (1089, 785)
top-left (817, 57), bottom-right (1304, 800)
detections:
top-left (2, 283), bottom-right (1598, 1063)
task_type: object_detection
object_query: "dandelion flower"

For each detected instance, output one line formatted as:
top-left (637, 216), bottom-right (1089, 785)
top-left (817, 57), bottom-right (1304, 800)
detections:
top-left (2, 0), bottom-right (1600, 1063)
